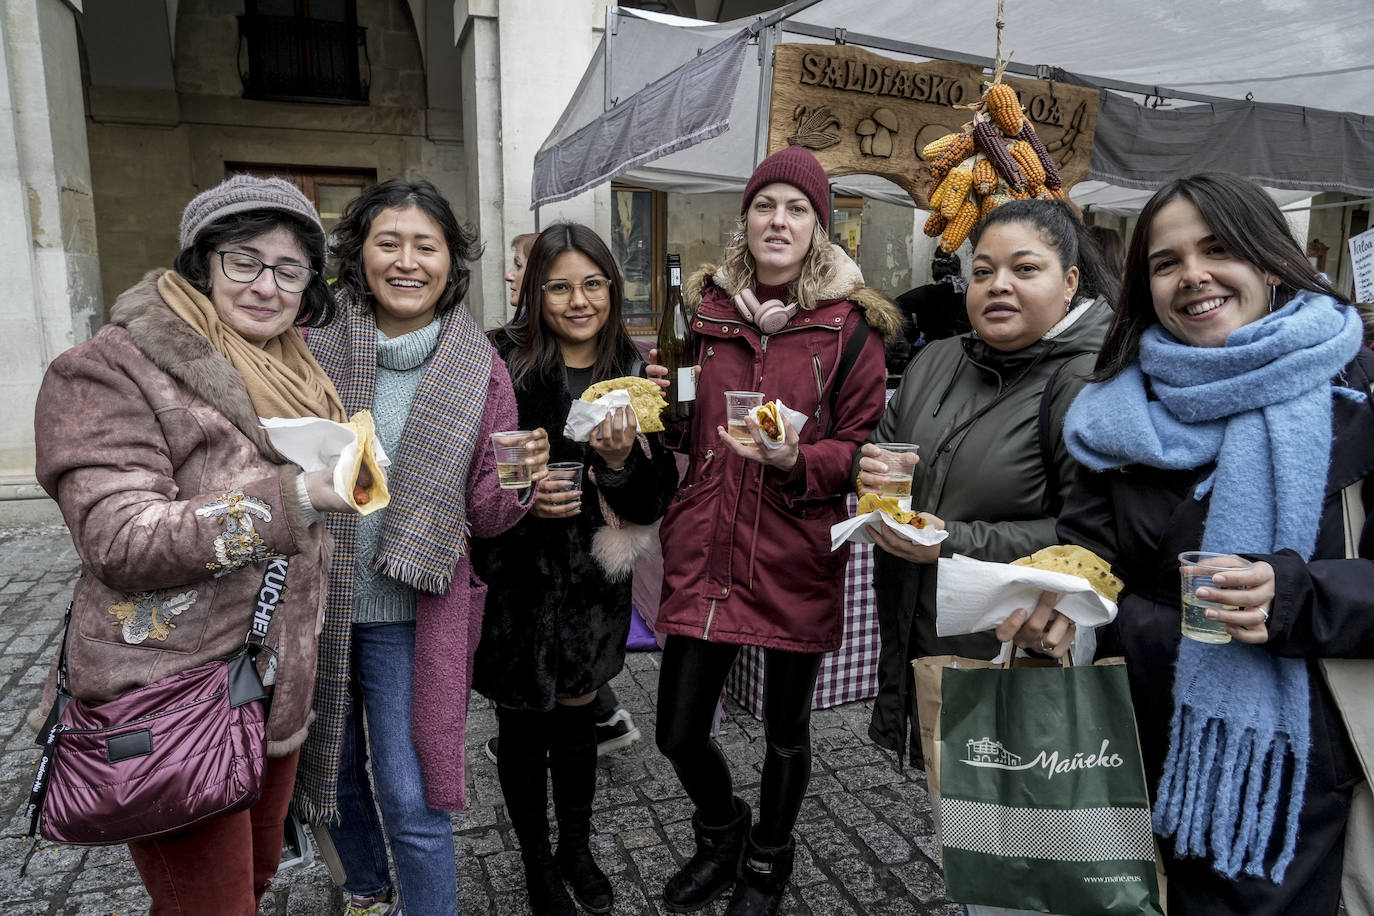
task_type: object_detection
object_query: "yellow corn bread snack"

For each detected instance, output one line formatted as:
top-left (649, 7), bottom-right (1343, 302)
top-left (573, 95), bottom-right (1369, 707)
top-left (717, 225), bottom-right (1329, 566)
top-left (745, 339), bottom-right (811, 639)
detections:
top-left (580, 376), bottom-right (669, 433)
top-left (1011, 545), bottom-right (1123, 602)
top-left (857, 492), bottom-right (926, 527)
top-left (345, 410), bottom-right (390, 516)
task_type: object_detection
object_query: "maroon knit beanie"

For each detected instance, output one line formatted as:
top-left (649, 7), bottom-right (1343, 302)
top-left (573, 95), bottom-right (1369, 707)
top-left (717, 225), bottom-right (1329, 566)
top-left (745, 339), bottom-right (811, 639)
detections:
top-left (741, 146), bottom-right (831, 232)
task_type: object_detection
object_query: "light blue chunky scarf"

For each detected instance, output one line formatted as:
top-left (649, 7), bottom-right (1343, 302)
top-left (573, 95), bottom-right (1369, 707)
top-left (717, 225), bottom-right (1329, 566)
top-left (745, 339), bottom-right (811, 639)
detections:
top-left (1064, 291), bottom-right (1365, 882)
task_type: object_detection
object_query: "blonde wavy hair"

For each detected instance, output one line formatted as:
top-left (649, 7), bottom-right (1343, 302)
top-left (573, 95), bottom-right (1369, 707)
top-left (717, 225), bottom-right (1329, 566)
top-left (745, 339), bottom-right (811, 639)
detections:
top-left (713, 218), bottom-right (845, 311)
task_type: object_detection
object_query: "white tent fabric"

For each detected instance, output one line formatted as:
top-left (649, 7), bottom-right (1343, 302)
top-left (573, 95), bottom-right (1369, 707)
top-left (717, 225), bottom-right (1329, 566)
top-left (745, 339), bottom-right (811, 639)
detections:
top-left (786, 0), bottom-right (1373, 116)
top-left (533, 3), bottom-right (1374, 213)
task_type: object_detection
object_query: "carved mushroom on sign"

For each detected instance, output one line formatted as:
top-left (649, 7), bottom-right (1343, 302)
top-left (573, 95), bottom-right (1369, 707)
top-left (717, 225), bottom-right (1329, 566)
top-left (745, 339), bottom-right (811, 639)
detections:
top-left (856, 107), bottom-right (898, 158)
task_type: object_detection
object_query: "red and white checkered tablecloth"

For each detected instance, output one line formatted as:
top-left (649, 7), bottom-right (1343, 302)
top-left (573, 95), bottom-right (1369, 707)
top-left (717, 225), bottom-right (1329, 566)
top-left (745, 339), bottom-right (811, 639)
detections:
top-left (725, 494), bottom-right (880, 718)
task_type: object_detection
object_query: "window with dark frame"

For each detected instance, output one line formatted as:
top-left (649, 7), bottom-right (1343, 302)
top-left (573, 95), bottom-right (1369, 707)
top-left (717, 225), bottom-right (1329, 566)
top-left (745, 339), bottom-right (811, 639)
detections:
top-left (238, 0), bottom-right (370, 105)
top-left (611, 185), bottom-right (666, 337)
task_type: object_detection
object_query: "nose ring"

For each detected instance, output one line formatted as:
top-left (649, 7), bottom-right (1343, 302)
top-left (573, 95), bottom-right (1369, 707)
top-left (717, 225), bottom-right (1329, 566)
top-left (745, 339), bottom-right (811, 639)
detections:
top-left (1182, 280), bottom-right (1204, 292)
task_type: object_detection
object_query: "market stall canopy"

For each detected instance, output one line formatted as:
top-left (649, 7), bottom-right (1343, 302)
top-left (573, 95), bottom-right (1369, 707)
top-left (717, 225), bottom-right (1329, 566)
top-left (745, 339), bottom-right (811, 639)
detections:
top-left (532, 1), bottom-right (1374, 213)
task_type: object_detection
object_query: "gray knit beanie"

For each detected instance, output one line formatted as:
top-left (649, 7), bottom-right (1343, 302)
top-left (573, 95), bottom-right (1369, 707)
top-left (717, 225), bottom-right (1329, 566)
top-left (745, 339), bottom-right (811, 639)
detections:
top-left (178, 175), bottom-right (324, 250)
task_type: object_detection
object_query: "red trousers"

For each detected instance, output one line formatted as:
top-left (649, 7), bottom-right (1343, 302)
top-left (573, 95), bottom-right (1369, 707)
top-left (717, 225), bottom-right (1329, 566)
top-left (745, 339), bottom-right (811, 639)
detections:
top-left (128, 749), bottom-right (301, 916)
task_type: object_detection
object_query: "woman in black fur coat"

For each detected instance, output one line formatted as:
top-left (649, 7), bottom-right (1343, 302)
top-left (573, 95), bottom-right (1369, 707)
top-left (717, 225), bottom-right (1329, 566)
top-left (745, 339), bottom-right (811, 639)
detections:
top-left (472, 223), bottom-right (679, 916)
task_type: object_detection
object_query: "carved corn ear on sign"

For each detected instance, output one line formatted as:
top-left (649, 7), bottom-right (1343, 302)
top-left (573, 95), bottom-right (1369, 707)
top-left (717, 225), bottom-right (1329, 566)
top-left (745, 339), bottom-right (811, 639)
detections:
top-left (767, 44), bottom-right (1099, 212)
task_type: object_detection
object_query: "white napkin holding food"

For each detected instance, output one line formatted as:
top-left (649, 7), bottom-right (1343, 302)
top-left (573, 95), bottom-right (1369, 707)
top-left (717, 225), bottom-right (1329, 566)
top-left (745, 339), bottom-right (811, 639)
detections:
top-left (752, 399), bottom-right (809, 450)
top-left (935, 553), bottom-right (1117, 659)
top-left (563, 390), bottom-right (634, 443)
top-left (259, 415), bottom-right (391, 504)
top-left (830, 509), bottom-right (949, 551)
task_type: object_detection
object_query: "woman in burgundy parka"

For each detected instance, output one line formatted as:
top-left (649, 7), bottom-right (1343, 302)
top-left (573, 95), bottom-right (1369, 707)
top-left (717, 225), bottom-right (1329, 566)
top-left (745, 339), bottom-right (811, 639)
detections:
top-left (652, 147), bottom-right (901, 916)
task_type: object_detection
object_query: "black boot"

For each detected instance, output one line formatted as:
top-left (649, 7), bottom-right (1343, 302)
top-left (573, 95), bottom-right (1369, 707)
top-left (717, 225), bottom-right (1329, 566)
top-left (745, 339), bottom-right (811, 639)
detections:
top-left (497, 707), bottom-right (575, 916)
top-left (724, 830), bottom-right (795, 916)
top-left (663, 797), bottom-right (751, 913)
top-left (550, 703), bottom-right (612, 914)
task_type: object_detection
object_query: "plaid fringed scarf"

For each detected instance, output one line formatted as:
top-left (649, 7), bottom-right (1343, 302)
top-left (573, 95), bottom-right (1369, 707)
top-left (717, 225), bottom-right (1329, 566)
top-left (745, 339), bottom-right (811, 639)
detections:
top-left (292, 295), bottom-right (493, 823)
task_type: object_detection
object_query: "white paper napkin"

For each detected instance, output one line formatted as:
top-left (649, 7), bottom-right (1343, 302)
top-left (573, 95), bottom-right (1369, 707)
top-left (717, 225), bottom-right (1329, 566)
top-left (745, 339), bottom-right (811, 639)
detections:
top-left (754, 400), bottom-right (809, 450)
top-left (259, 416), bottom-right (391, 505)
top-left (830, 509), bottom-right (949, 551)
top-left (563, 390), bottom-right (634, 442)
top-left (935, 553), bottom-right (1116, 654)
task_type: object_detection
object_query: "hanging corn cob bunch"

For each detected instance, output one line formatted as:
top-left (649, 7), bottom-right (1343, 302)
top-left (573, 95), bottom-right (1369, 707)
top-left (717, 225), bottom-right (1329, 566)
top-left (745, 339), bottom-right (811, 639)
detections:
top-left (918, 6), bottom-right (1065, 253)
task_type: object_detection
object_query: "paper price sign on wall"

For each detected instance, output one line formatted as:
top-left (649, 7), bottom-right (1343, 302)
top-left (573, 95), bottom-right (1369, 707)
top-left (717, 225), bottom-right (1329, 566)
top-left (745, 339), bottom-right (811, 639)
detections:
top-left (1351, 227), bottom-right (1374, 303)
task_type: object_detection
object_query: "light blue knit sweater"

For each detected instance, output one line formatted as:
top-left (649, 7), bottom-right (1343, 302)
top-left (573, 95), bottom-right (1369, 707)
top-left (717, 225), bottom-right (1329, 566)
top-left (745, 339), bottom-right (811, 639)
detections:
top-left (353, 318), bottom-right (441, 624)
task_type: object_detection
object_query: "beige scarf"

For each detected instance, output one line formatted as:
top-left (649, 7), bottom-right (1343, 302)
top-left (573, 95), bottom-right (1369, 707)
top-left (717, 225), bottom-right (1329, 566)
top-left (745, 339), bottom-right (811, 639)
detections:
top-left (159, 271), bottom-right (345, 422)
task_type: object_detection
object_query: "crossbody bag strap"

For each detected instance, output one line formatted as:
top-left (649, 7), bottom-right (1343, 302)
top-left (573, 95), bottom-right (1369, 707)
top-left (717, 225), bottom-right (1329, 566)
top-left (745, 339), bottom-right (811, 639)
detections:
top-left (248, 556), bottom-right (289, 646)
top-left (235, 556), bottom-right (290, 705)
top-left (1339, 373), bottom-right (1374, 559)
top-left (1319, 377), bottom-right (1374, 788)
top-left (1037, 359), bottom-right (1072, 517)
top-left (1344, 478), bottom-right (1367, 560)
top-left (825, 312), bottom-right (872, 439)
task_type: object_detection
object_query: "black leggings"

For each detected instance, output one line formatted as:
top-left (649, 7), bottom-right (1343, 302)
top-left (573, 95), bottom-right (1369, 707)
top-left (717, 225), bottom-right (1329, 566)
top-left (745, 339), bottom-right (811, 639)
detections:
top-left (655, 635), bottom-right (823, 847)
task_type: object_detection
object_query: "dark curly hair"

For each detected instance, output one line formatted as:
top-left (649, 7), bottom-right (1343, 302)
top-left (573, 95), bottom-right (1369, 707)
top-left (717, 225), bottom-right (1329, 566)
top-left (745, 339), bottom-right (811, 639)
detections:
top-left (330, 178), bottom-right (482, 317)
top-left (172, 209), bottom-right (335, 327)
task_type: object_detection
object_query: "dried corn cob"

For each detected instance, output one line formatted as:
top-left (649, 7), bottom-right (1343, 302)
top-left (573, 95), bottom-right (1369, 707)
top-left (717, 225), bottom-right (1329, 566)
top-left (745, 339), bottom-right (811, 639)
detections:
top-left (971, 157), bottom-right (998, 196)
top-left (941, 199), bottom-right (978, 253)
top-left (984, 83), bottom-right (1024, 135)
top-left (979, 193), bottom-right (1000, 220)
top-left (1016, 122), bottom-right (1062, 190)
top-left (928, 176), bottom-right (948, 214)
top-left (1010, 140), bottom-right (1046, 190)
top-left (940, 165), bottom-right (974, 219)
top-left (972, 120), bottom-right (1023, 190)
top-left (923, 211), bottom-right (948, 237)
top-left (927, 131), bottom-right (976, 185)
top-left (921, 132), bottom-right (965, 160)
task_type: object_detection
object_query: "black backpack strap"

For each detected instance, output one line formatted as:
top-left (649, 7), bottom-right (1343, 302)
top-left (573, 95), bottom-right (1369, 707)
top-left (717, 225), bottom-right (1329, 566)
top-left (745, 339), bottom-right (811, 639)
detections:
top-left (826, 312), bottom-right (873, 438)
top-left (1038, 358), bottom-right (1073, 517)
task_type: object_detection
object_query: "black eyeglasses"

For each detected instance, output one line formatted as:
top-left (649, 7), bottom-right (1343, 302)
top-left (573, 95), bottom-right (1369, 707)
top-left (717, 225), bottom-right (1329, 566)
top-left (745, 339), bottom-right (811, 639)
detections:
top-left (541, 276), bottom-right (611, 304)
top-left (215, 250), bottom-right (317, 293)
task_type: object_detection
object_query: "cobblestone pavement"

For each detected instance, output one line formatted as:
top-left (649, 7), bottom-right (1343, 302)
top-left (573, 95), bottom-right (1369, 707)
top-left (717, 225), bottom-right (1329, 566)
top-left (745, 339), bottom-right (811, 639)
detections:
top-left (0, 516), bottom-right (959, 916)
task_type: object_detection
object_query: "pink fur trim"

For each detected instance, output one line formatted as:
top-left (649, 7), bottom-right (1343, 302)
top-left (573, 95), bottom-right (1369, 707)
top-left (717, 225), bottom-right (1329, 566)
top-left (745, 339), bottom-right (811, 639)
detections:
top-left (591, 521), bottom-right (659, 581)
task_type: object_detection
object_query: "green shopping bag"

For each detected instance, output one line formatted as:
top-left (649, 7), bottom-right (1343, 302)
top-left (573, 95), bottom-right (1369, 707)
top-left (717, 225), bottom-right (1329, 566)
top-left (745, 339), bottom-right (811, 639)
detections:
top-left (937, 658), bottom-right (1162, 915)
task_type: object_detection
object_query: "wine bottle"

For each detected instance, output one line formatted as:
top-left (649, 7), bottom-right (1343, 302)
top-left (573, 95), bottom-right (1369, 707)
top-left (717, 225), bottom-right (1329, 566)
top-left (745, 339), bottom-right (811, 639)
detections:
top-left (657, 253), bottom-right (694, 422)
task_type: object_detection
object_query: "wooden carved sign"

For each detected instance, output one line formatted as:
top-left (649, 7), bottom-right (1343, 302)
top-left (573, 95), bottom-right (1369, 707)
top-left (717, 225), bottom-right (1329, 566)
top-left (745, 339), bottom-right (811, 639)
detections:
top-left (767, 43), bottom-right (1100, 209)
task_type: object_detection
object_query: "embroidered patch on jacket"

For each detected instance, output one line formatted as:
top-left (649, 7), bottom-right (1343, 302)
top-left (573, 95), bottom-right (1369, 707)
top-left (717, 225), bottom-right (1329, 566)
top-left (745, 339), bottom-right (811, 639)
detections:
top-left (108, 589), bottom-right (198, 644)
top-left (195, 489), bottom-right (276, 575)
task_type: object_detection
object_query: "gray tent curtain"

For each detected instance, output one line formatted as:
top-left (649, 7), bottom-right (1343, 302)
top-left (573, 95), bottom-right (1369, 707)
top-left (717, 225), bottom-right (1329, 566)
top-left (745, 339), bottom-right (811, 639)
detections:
top-left (532, 7), bottom-right (1374, 211)
top-left (1089, 89), bottom-right (1374, 197)
top-left (531, 28), bottom-right (750, 208)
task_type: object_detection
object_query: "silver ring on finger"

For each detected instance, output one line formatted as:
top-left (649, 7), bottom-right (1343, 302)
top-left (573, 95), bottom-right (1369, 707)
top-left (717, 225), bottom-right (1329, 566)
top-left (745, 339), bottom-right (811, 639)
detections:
top-left (1259, 607), bottom-right (1270, 623)
top-left (1039, 639), bottom-right (1051, 654)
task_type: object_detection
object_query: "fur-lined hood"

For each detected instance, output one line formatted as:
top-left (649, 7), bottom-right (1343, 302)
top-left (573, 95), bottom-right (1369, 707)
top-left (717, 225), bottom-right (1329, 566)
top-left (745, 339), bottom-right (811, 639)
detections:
top-left (685, 243), bottom-right (903, 343)
top-left (108, 269), bottom-right (281, 462)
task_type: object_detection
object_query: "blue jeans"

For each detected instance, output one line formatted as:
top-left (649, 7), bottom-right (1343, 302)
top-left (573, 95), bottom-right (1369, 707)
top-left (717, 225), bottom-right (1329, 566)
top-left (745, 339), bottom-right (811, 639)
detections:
top-left (327, 621), bottom-right (459, 916)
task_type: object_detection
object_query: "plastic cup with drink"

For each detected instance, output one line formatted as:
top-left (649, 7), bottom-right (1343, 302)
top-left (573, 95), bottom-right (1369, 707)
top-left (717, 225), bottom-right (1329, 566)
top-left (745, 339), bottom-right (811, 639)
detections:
top-left (871, 442), bottom-right (920, 510)
top-left (1178, 551), bottom-right (1254, 644)
top-left (490, 430), bottom-right (534, 489)
top-left (545, 461), bottom-right (584, 514)
top-left (725, 391), bottom-right (764, 443)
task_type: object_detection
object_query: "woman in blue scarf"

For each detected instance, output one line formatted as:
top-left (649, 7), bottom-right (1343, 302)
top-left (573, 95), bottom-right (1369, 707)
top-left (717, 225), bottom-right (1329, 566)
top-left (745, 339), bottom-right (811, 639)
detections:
top-left (999, 173), bottom-right (1374, 914)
